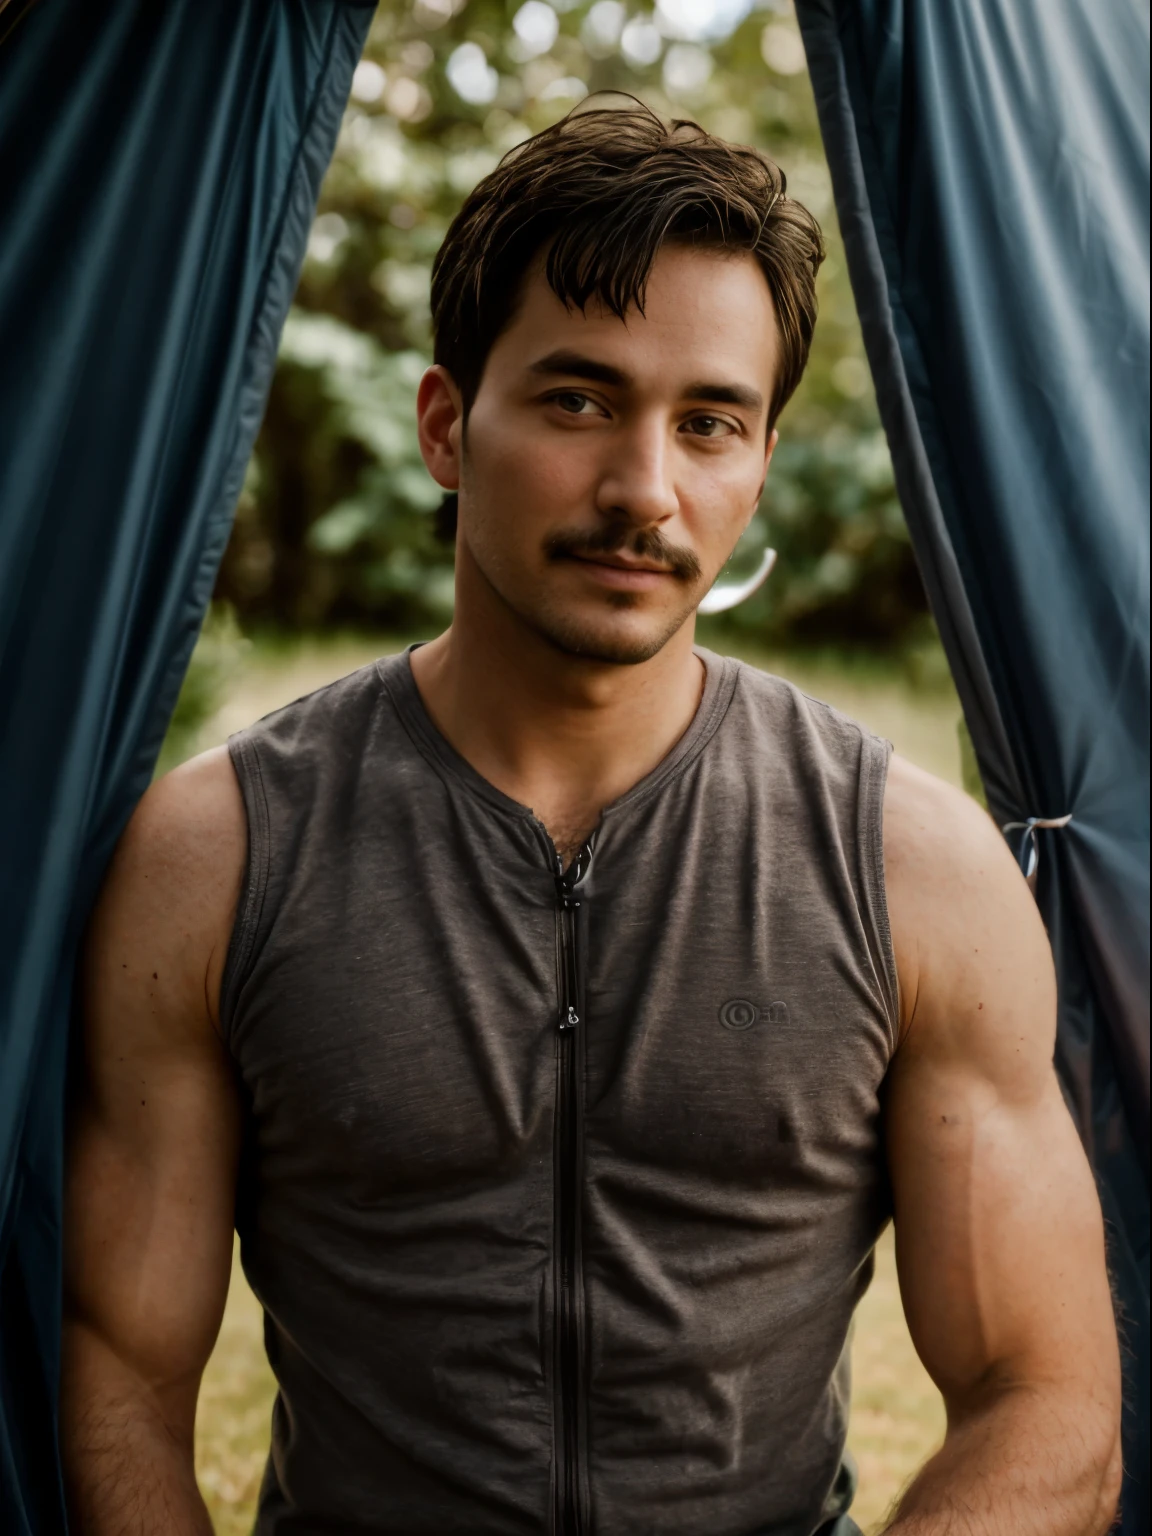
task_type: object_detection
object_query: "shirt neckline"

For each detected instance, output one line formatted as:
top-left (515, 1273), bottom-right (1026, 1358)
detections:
top-left (378, 643), bottom-right (739, 828)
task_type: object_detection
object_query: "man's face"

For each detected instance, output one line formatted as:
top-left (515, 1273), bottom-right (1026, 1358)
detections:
top-left (424, 244), bottom-right (780, 665)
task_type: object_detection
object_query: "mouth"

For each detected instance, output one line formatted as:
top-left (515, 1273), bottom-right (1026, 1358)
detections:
top-left (564, 553), bottom-right (678, 591)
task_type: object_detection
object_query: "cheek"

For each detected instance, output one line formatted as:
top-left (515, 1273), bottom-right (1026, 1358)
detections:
top-left (467, 413), bottom-right (598, 515)
top-left (680, 458), bottom-right (763, 555)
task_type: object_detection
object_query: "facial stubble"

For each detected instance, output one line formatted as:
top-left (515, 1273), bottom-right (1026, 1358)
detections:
top-left (458, 436), bottom-right (710, 666)
top-left (531, 521), bottom-right (705, 664)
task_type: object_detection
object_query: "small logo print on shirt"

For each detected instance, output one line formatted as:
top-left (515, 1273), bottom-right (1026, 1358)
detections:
top-left (718, 999), bottom-right (759, 1031)
top-left (718, 999), bottom-right (789, 1030)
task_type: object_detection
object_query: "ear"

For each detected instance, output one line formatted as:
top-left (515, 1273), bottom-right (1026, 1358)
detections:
top-left (416, 365), bottom-right (464, 491)
top-left (758, 427), bottom-right (779, 499)
top-left (746, 428), bottom-right (779, 529)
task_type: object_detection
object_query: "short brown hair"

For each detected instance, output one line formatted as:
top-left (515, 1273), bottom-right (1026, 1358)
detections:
top-left (431, 99), bottom-right (825, 430)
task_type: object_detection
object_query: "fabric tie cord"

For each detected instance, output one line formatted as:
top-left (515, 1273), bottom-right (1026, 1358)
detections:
top-left (1001, 813), bottom-right (1075, 881)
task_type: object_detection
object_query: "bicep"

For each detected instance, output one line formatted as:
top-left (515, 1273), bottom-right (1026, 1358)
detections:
top-left (65, 750), bottom-right (245, 1418)
top-left (883, 759), bottom-right (1117, 1410)
top-left (886, 1038), bottom-right (1109, 1404)
top-left (65, 1023), bottom-right (241, 1400)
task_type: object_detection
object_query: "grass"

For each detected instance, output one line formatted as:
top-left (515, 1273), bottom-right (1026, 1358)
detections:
top-left (195, 1249), bottom-right (276, 1530)
top-left (190, 631), bottom-right (955, 1534)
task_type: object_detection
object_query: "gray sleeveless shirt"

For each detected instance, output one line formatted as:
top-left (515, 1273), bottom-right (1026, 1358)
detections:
top-left (223, 647), bottom-right (898, 1536)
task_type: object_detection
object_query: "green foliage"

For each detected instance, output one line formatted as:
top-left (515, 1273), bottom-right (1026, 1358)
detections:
top-left (284, 314), bottom-right (453, 616)
top-left (215, 0), bottom-right (928, 646)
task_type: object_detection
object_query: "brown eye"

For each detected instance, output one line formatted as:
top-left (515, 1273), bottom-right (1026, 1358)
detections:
top-left (686, 415), bottom-right (729, 437)
top-left (555, 392), bottom-right (591, 413)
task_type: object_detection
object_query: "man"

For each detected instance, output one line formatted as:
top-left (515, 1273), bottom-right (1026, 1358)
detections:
top-left (63, 105), bottom-right (1120, 1535)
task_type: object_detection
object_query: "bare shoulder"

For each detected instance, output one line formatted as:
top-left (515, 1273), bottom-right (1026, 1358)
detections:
top-left (883, 751), bottom-right (1018, 912)
top-left (84, 745), bottom-right (247, 1040)
top-left (114, 743), bottom-right (246, 886)
top-left (882, 753), bottom-right (1056, 1074)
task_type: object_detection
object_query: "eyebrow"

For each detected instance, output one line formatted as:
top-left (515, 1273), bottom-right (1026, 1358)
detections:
top-left (683, 380), bottom-right (764, 413)
top-left (528, 350), bottom-right (764, 415)
top-left (529, 350), bottom-right (629, 388)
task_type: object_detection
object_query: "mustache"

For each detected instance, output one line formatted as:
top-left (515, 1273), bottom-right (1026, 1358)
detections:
top-left (543, 523), bottom-right (703, 583)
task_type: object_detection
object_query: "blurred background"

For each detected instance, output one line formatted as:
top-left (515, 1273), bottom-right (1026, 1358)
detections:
top-left (171, 0), bottom-right (969, 1527)
top-left (163, 0), bottom-right (966, 776)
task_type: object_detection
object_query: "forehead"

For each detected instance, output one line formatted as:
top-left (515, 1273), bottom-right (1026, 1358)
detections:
top-left (487, 244), bottom-right (780, 394)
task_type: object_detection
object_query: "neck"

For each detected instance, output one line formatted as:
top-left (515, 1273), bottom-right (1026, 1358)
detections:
top-left (408, 551), bottom-right (706, 856)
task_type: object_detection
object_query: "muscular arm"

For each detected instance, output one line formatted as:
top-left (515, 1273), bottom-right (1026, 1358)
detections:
top-left (880, 756), bottom-right (1121, 1535)
top-left (62, 747), bottom-right (247, 1533)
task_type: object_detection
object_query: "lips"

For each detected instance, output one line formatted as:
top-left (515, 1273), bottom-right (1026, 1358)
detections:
top-left (564, 554), bottom-right (676, 591)
top-left (571, 553), bottom-right (674, 576)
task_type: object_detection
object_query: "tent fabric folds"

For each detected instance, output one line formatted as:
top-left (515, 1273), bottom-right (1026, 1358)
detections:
top-left (0, 1), bottom-right (373, 1527)
top-left (794, 0), bottom-right (1150, 1528)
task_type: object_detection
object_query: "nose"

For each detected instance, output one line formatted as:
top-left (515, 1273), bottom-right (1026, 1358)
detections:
top-left (594, 418), bottom-right (679, 528)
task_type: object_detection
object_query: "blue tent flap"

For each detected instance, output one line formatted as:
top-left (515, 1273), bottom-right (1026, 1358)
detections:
top-left (0, 1), bottom-right (372, 1526)
top-left (794, 1), bottom-right (1150, 1528)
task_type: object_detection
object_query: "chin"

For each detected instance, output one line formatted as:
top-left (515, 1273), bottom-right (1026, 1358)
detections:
top-left (528, 599), bottom-right (693, 666)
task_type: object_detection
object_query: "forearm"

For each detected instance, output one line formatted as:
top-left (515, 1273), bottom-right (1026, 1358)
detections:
top-left (886, 1384), bottom-right (1121, 1536)
top-left (61, 1320), bottom-right (212, 1536)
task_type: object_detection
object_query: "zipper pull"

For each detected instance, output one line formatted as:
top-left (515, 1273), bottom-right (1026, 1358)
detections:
top-left (559, 1004), bottom-right (580, 1031)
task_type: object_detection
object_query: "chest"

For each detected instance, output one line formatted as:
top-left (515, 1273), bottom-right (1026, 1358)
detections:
top-left (231, 799), bottom-right (894, 1202)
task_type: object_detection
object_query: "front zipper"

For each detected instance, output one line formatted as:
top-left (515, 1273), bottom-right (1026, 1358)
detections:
top-left (551, 837), bottom-right (594, 1536)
